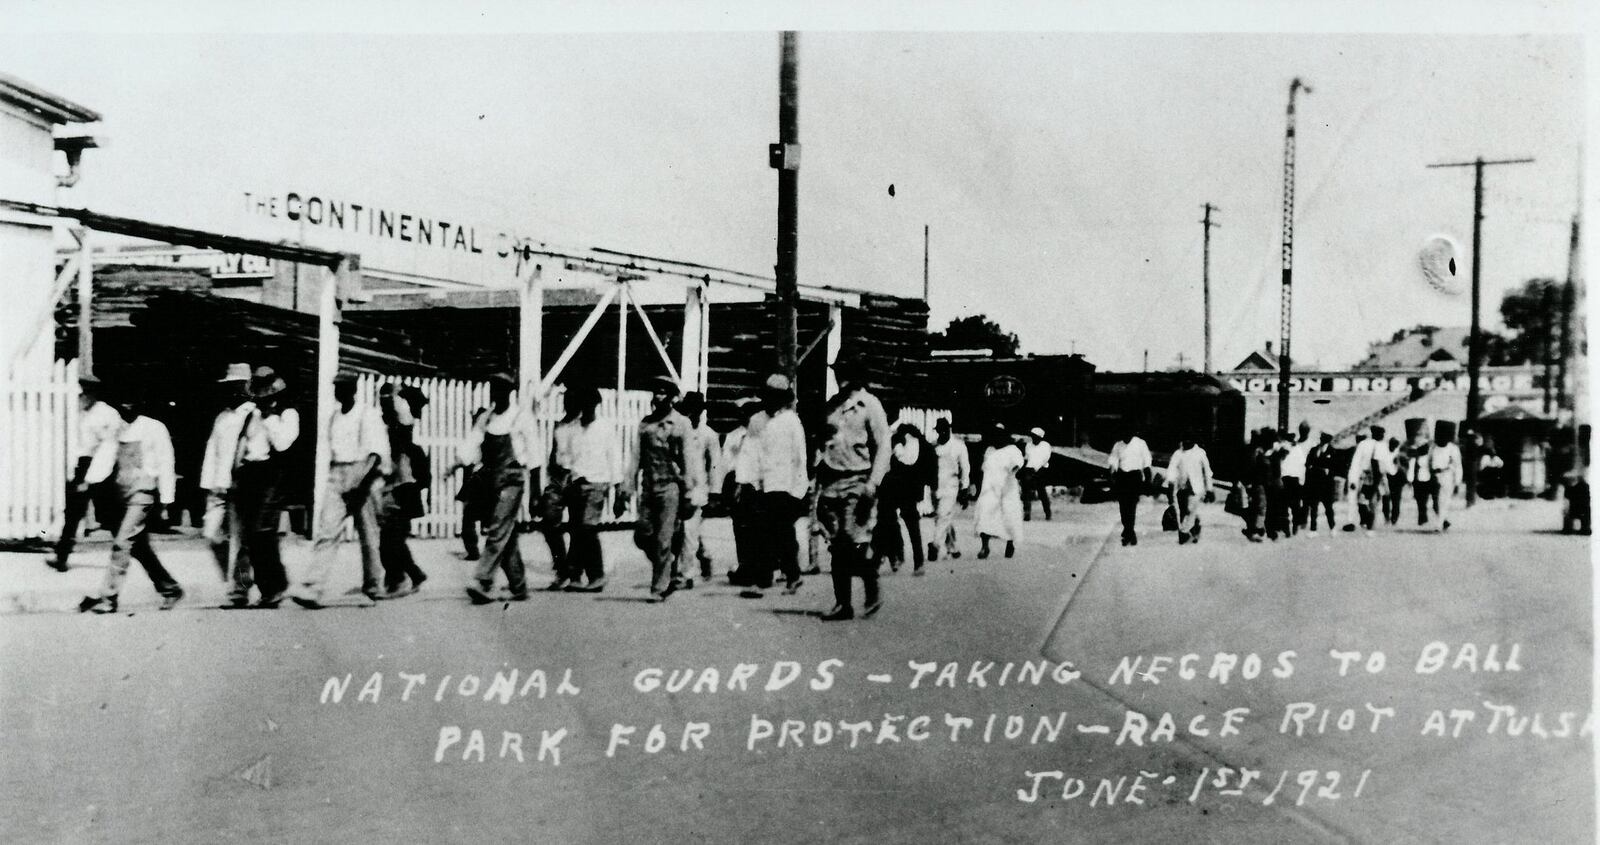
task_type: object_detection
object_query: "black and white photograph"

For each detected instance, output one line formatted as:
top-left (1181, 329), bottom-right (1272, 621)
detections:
top-left (0, 2), bottom-right (1593, 842)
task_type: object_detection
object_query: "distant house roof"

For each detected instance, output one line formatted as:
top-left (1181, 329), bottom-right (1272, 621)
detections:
top-left (1232, 343), bottom-right (1291, 372)
top-left (1355, 326), bottom-right (1469, 370)
top-left (0, 72), bottom-right (101, 124)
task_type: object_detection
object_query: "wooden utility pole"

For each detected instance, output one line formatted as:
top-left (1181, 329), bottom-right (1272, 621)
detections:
top-left (1559, 214), bottom-right (1578, 411)
top-left (1201, 203), bottom-right (1219, 373)
top-left (773, 31), bottom-right (801, 384)
top-left (1542, 280), bottom-right (1556, 415)
top-left (1427, 155), bottom-right (1534, 506)
top-left (923, 224), bottom-right (930, 302)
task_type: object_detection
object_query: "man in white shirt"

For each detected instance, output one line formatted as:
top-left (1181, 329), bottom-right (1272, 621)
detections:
top-left (547, 383), bottom-right (620, 592)
top-left (1281, 427), bottom-right (1310, 535)
top-left (200, 363), bottom-right (255, 588)
top-left (463, 374), bottom-right (542, 604)
top-left (929, 417), bottom-right (970, 561)
top-left (294, 374), bottom-right (389, 608)
top-left (725, 399), bottom-right (767, 587)
top-left (48, 374), bottom-right (126, 571)
top-left (675, 391), bottom-right (720, 585)
top-left (1022, 427), bottom-right (1053, 521)
top-left (1165, 436), bottom-right (1214, 545)
top-left (1107, 426), bottom-right (1153, 546)
top-left (1346, 425), bottom-right (1393, 534)
top-left (744, 374), bottom-right (809, 598)
top-left (220, 367), bottom-right (301, 609)
top-left (78, 391), bottom-right (183, 614)
top-left (1427, 428), bottom-right (1463, 533)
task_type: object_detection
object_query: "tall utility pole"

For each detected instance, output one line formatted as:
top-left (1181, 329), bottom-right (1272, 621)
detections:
top-left (773, 31), bottom-right (801, 384)
top-left (1277, 78), bottom-right (1311, 433)
top-left (1201, 203), bottom-right (1219, 373)
top-left (1427, 155), bottom-right (1534, 506)
top-left (1559, 214), bottom-right (1578, 411)
top-left (923, 224), bottom-right (930, 302)
top-left (1542, 280), bottom-right (1556, 414)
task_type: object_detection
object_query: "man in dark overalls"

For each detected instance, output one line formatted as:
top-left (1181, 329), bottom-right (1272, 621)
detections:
top-left (624, 376), bottom-right (695, 603)
top-left (466, 374), bottom-right (537, 604)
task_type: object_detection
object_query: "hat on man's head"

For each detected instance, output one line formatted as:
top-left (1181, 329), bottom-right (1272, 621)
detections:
top-left (762, 373), bottom-right (792, 394)
top-left (647, 375), bottom-right (680, 395)
top-left (830, 348), bottom-right (868, 376)
top-left (220, 362), bottom-right (251, 382)
top-left (564, 382), bottom-right (602, 409)
top-left (398, 385), bottom-right (430, 409)
top-left (333, 372), bottom-right (360, 388)
top-left (1030, 427), bottom-right (1046, 439)
top-left (678, 391), bottom-right (705, 415)
top-left (248, 366), bottom-right (287, 400)
top-left (78, 373), bottom-right (103, 389)
top-left (935, 416), bottom-right (952, 430)
top-left (487, 373), bottom-right (516, 392)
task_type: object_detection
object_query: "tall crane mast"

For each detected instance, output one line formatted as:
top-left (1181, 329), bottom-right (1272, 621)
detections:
top-left (1278, 78), bottom-right (1311, 433)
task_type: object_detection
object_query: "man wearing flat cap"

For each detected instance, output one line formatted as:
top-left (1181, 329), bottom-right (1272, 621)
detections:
top-left (741, 373), bottom-right (809, 598)
top-left (47, 373), bottom-right (127, 572)
top-left (816, 350), bottom-right (892, 621)
top-left (624, 375), bottom-right (698, 602)
top-left (222, 366), bottom-right (299, 607)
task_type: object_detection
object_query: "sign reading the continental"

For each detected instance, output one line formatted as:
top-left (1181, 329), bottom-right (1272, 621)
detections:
top-left (241, 190), bottom-right (538, 263)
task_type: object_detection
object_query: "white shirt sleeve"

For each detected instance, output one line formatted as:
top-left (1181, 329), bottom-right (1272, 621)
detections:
top-left (264, 408), bottom-right (300, 452)
top-left (199, 415), bottom-right (226, 492)
top-left (152, 420), bottom-right (177, 504)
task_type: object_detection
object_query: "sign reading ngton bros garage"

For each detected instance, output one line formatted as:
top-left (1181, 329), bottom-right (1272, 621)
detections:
top-left (1227, 369), bottom-right (1554, 396)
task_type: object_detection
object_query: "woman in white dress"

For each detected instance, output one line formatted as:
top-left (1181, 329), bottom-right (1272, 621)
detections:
top-left (975, 425), bottom-right (1024, 558)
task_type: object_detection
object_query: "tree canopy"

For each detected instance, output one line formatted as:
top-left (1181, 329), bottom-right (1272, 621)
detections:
top-left (930, 315), bottom-right (1021, 357)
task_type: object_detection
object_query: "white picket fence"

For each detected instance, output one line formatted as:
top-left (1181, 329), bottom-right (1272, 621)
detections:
top-left (0, 359), bottom-right (80, 541)
top-left (354, 374), bottom-right (652, 538)
top-left (894, 406), bottom-right (953, 438)
top-left (1, 363), bottom-right (944, 543)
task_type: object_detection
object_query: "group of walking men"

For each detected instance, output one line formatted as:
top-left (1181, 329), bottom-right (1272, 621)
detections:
top-left (1240, 422), bottom-right (1463, 541)
top-left (51, 364), bottom-right (436, 612)
top-left (51, 349), bottom-right (1053, 621)
top-left (457, 350), bottom-right (898, 620)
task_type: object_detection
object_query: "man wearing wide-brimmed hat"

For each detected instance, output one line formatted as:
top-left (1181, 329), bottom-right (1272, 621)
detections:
top-left (46, 372), bottom-right (127, 572)
top-left (623, 375), bottom-right (697, 602)
top-left (222, 366), bottom-right (299, 608)
top-left (199, 362), bottom-right (255, 590)
top-left (815, 349), bottom-right (892, 621)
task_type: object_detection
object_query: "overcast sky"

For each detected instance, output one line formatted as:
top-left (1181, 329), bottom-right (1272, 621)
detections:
top-left (0, 25), bottom-right (1585, 370)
